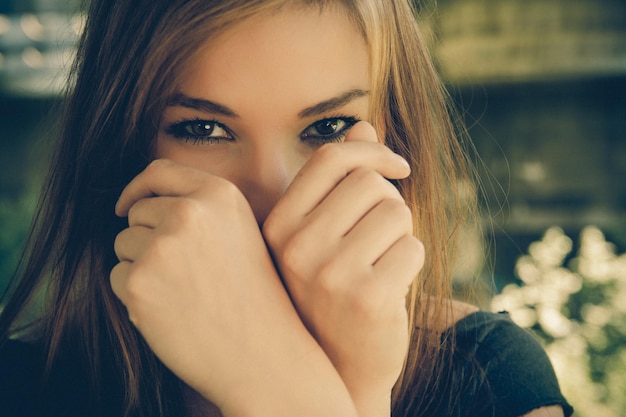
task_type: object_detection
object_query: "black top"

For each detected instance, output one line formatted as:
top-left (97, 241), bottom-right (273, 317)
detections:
top-left (0, 311), bottom-right (573, 417)
top-left (399, 311), bottom-right (574, 417)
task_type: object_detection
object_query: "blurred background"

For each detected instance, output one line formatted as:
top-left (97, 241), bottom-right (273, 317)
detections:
top-left (0, 0), bottom-right (625, 416)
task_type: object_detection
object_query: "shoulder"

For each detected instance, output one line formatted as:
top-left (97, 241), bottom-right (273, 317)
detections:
top-left (443, 308), bottom-right (574, 417)
top-left (424, 299), bottom-right (479, 333)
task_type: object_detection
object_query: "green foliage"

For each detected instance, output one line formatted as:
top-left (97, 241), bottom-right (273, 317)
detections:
top-left (491, 226), bottom-right (626, 417)
top-left (0, 194), bottom-right (37, 297)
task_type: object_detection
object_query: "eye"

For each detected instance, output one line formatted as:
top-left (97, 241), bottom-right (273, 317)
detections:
top-left (300, 116), bottom-right (359, 144)
top-left (165, 119), bottom-right (234, 144)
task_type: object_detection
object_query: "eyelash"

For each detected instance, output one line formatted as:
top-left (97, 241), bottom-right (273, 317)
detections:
top-left (165, 118), bottom-right (234, 144)
top-left (165, 115), bottom-right (360, 146)
top-left (300, 115), bottom-right (360, 145)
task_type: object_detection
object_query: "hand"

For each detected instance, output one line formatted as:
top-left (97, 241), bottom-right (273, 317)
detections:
top-left (111, 160), bottom-right (358, 417)
top-left (263, 122), bottom-right (425, 416)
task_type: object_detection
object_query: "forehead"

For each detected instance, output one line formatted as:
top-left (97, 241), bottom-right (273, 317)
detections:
top-left (176, 6), bottom-right (369, 116)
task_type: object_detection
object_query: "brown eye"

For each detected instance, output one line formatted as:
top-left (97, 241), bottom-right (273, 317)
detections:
top-left (301, 117), bottom-right (359, 144)
top-left (166, 119), bottom-right (234, 144)
top-left (313, 119), bottom-right (343, 136)
top-left (185, 122), bottom-right (215, 136)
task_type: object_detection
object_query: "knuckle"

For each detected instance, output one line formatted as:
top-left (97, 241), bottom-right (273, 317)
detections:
top-left (147, 158), bottom-right (172, 170)
top-left (171, 198), bottom-right (203, 225)
top-left (351, 167), bottom-right (403, 199)
top-left (110, 261), bottom-right (151, 328)
top-left (377, 175), bottom-right (403, 199)
top-left (314, 262), bottom-right (339, 293)
top-left (409, 236), bottom-right (426, 257)
top-left (314, 258), bottom-right (351, 293)
top-left (280, 233), bottom-right (310, 276)
top-left (346, 283), bottom-right (383, 317)
top-left (127, 198), bottom-right (146, 224)
top-left (109, 262), bottom-right (126, 295)
top-left (402, 236), bottom-right (426, 270)
top-left (396, 199), bottom-right (413, 217)
top-left (210, 179), bottom-right (246, 207)
top-left (310, 259), bottom-right (388, 317)
top-left (383, 178), bottom-right (403, 199)
top-left (381, 198), bottom-right (412, 222)
top-left (262, 213), bottom-right (282, 247)
top-left (118, 263), bottom-right (146, 305)
top-left (411, 235), bottom-right (425, 251)
top-left (213, 176), bottom-right (238, 196)
top-left (124, 270), bottom-right (143, 303)
top-left (146, 233), bottom-right (176, 260)
top-left (113, 230), bottom-right (127, 259)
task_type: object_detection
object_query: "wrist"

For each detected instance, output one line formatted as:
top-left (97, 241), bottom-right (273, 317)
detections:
top-left (213, 320), bottom-right (360, 417)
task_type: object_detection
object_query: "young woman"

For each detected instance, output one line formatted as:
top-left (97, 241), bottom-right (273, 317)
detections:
top-left (0, 1), bottom-right (573, 416)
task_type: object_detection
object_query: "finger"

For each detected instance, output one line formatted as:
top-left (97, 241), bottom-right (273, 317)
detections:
top-left (343, 120), bottom-right (379, 144)
top-left (114, 225), bottom-right (154, 262)
top-left (373, 235), bottom-right (425, 290)
top-left (110, 260), bottom-right (132, 304)
top-left (298, 121), bottom-right (410, 188)
top-left (340, 198), bottom-right (413, 266)
top-left (271, 124), bottom-right (409, 227)
top-left (302, 167), bottom-right (404, 239)
top-left (116, 159), bottom-right (222, 217)
top-left (127, 196), bottom-right (180, 228)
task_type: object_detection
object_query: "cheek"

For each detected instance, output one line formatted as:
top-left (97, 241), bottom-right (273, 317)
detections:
top-left (154, 136), bottom-right (232, 178)
top-left (154, 137), bottom-right (189, 166)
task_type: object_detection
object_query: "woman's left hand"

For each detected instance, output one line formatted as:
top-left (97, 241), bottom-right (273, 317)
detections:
top-left (263, 122), bottom-right (425, 416)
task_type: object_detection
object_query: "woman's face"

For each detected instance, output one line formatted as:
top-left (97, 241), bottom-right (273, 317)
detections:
top-left (156, 6), bottom-right (370, 224)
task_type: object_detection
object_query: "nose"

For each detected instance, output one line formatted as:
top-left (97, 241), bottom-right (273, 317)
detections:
top-left (232, 142), bottom-right (300, 225)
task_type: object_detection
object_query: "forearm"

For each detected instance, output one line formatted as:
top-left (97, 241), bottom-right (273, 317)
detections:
top-left (210, 323), bottom-right (360, 417)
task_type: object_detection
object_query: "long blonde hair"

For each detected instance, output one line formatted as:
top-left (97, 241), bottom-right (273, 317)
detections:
top-left (0, 1), bottom-right (475, 416)
top-left (352, 1), bottom-right (475, 412)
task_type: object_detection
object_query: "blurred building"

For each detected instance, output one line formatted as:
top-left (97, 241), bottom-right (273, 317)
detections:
top-left (421, 0), bottom-right (626, 288)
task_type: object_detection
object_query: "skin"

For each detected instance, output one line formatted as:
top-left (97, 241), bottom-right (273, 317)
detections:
top-left (111, 5), bottom-right (564, 417)
top-left (112, 6), bottom-right (416, 417)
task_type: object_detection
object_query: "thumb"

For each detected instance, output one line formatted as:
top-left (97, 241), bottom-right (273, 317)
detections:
top-left (344, 121), bottom-right (380, 144)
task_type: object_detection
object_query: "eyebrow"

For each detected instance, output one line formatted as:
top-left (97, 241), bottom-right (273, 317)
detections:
top-left (167, 93), bottom-right (239, 117)
top-left (166, 88), bottom-right (369, 119)
top-left (297, 89), bottom-right (369, 118)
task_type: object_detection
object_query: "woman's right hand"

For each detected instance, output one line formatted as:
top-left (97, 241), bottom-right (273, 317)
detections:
top-left (111, 159), bottom-right (358, 417)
